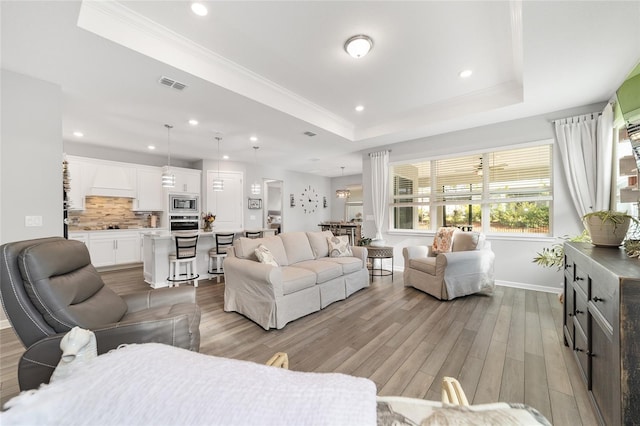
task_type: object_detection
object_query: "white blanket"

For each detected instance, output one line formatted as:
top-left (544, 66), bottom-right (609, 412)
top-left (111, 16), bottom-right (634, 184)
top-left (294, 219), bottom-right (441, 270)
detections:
top-left (2, 343), bottom-right (377, 426)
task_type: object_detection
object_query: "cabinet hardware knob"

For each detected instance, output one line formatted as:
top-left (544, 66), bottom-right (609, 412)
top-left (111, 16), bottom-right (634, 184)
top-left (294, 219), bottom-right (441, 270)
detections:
top-left (568, 313), bottom-right (574, 317)
top-left (565, 263), bottom-right (573, 269)
top-left (575, 309), bottom-right (584, 315)
top-left (576, 276), bottom-right (584, 281)
top-left (592, 296), bottom-right (603, 302)
top-left (575, 347), bottom-right (584, 353)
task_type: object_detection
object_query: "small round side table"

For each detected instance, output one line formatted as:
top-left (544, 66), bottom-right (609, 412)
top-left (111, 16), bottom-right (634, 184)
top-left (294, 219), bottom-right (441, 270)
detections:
top-left (365, 246), bottom-right (394, 281)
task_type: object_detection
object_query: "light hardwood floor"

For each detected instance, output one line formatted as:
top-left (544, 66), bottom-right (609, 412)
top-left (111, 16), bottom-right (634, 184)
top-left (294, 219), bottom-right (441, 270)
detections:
top-left (0, 267), bottom-right (598, 424)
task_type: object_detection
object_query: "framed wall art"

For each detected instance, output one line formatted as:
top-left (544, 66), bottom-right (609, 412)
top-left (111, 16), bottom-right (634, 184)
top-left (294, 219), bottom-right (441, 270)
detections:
top-left (248, 198), bottom-right (262, 209)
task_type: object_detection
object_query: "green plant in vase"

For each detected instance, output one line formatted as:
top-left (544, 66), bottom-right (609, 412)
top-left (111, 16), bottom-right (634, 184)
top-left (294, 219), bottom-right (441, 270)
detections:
top-left (582, 210), bottom-right (638, 247)
top-left (533, 230), bottom-right (591, 270)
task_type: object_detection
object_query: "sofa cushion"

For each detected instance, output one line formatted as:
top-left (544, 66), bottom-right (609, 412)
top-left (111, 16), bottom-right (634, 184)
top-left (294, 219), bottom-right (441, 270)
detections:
top-left (409, 257), bottom-right (436, 275)
top-left (255, 244), bottom-right (278, 266)
top-left (293, 260), bottom-right (343, 284)
top-left (306, 231), bottom-right (334, 259)
top-left (319, 257), bottom-right (363, 274)
top-left (281, 266), bottom-right (317, 295)
top-left (280, 232), bottom-right (315, 264)
top-left (328, 236), bottom-right (353, 257)
top-left (233, 236), bottom-right (289, 266)
top-left (452, 231), bottom-right (485, 252)
top-left (432, 227), bottom-right (459, 254)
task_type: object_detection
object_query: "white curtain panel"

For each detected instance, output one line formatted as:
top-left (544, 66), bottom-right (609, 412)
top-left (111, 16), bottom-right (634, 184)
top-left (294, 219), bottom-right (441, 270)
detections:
top-left (370, 150), bottom-right (389, 241)
top-left (554, 103), bottom-right (613, 218)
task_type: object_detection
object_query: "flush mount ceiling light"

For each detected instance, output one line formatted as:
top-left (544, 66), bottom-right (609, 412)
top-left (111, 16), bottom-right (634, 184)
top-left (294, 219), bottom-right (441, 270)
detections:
top-left (161, 124), bottom-right (175, 188)
top-left (344, 35), bottom-right (373, 58)
top-left (191, 2), bottom-right (208, 16)
top-left (459, 69), bottom-right (473, 78)
top-left (250, 136), bottom-right (258, 142)
top-left (73, 131), bottom-right (84, 137)
top-left (355, 105), bottom-right (365, 112)
top-left (336, 166), bottom-right (351, 199)
top-left (212, 135), bottom-right (224, 191)
top-left (188, 119), bottom-right (199, 126)
top-left (147, 145), bottom-right (156, 150)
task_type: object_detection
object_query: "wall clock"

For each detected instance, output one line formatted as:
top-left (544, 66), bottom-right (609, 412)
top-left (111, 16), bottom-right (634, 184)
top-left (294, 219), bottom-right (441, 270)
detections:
top-left (300, 185), bottom-right (319, 214)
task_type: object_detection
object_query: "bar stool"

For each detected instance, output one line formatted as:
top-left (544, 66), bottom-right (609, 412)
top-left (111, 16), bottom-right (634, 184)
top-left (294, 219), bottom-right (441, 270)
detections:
top-left (245, 230), bottom-right (263, 239)
top-left (167, 234), bottom-right (199, 287)
top-left (208, 233), bottom-right (235, 276)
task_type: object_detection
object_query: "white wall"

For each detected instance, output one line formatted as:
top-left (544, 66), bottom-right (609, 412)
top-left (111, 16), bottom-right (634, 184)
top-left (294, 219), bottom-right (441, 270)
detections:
top-left (360, 102), bottom-right (607, 291)
top-left (198, 159), bottom-right (332, 232)
top-left (1, 69), bottom-right (63, 243)
top-left (1, 69), bottom-right (64, 326)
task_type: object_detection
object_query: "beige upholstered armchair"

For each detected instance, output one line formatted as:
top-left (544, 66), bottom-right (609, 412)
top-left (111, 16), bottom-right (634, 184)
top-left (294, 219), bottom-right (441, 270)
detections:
top-left (402, 231), bottom-right (495, 300)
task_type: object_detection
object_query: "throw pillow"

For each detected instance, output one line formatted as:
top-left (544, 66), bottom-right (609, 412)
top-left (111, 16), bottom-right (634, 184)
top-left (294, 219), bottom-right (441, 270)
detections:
top-left (432, 227), bottom-right (458, 254)
top-left (327, 236), bottom-right (353, 257)
top-left (255, 244), bottom-right (279, 266)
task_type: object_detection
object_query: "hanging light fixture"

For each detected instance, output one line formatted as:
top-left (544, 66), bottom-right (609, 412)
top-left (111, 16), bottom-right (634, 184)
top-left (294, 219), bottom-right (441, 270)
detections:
top-left (161, 124), bottom-right (175, 188)
top-left (251, 144), bottom-right (261, 195)
top-left (212, 135), bottom-right (224, 191)
top-left (336, 166), bottom-right (351, 199)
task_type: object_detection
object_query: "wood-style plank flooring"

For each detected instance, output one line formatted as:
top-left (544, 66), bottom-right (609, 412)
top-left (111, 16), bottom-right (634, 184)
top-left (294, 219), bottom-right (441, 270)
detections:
top-left (0, 267), bottom-right (598, 424)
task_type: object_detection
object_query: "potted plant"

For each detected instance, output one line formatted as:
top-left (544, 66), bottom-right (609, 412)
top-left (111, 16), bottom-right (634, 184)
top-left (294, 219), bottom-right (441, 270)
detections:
top-left (582, 210), bottom-right (637, 247)
top-left (533, 231), bottom-right (591, 270)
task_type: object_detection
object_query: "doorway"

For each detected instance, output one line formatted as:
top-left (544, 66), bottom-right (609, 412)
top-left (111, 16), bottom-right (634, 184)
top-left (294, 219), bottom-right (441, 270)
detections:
top-left (263, 179), bottom-right (283, 234)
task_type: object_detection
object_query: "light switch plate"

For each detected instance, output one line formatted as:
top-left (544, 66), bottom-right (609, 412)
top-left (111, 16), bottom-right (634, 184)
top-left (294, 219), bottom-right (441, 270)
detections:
top-left (25, 216), bottom-right (43, 227)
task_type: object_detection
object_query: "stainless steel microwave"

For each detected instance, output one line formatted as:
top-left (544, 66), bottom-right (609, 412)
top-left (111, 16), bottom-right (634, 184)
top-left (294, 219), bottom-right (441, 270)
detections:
top-left (169, 194), bottom-right (199, 214)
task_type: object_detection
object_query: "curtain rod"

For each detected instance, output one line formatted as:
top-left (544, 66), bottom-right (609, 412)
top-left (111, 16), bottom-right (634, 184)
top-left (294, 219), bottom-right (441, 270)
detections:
top-left (368, 149), bottom-right (391, 156)
top-left (550, 111), bottom-right (601, 124)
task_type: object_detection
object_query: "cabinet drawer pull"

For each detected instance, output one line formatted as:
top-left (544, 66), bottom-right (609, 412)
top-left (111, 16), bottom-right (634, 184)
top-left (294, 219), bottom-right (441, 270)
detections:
top-left (592, 296), bottom-right (603, 302)
top-left (565, 263), bottom-right (573, 270)
top-left (575, 309), bottom-right (584, 315)
top-left (576, 276), bottom-right (584, 281)
top-left (575, 347), bottom-right (584, 353)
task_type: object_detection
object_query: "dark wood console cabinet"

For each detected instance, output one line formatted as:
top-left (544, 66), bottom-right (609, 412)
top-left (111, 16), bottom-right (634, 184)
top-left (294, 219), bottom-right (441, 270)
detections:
top-left (564, 242), bottom-right (640, 425)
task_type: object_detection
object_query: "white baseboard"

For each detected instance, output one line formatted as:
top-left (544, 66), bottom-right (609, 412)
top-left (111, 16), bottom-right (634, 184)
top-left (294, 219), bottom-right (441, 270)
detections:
top-left (496, 280), bottom-right (561, 294)
top-left (0, 319), bottom-right (11, 330)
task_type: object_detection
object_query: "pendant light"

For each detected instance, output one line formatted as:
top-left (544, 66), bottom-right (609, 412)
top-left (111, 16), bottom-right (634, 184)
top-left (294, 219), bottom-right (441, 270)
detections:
top-left (336, 166), bottom-right (351, 198)
top-left (251, 145), bottom-right (261, 195)
top-left (212, 135), bottom-right (224, 191)
top-left (161, 124), bottom-right (175, 188)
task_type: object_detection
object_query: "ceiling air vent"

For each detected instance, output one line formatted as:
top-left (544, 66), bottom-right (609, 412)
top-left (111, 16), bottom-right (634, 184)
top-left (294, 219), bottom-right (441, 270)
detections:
top-left (158, 76), bottom-right (187, 91)
top-left (303, 131), bottom-right (317, 137)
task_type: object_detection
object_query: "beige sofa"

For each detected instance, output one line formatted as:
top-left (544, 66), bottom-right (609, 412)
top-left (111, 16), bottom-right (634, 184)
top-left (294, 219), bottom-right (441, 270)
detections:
top-left (223, 231), bottom-right (369, 329)
top-left (403, 231), bottom-right (495, 300)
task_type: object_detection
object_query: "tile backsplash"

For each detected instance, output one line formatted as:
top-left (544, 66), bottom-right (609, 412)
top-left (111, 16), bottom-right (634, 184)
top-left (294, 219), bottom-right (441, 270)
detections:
top-left (68, 196), bottom-right (159, 230)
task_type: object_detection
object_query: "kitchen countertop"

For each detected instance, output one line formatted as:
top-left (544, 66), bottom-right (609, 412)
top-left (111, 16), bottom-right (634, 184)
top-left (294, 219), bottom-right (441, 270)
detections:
top-left (68, 228), bottom-right (168, 234)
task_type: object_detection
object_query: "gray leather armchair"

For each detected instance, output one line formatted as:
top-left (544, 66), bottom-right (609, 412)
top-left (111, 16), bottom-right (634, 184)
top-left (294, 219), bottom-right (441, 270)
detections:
top-left (0, 237), bottom-right (201, 390)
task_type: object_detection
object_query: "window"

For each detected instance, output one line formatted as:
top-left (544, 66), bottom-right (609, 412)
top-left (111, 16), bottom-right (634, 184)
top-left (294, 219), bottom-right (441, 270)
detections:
top-left (390, 143), bottom-right (553, 235)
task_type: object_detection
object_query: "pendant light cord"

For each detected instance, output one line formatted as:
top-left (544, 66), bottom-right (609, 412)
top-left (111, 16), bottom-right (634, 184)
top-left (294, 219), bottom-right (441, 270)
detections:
top-left (165, 124), bottom-right (173, 168)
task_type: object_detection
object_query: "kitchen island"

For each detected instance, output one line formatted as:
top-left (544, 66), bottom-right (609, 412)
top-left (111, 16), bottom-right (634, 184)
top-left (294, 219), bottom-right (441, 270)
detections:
top-left (142, 229), bottom-right (274, 288)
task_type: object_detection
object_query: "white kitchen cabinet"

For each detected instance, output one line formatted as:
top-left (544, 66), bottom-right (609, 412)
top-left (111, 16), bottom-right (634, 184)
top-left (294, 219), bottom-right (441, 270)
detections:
top-left (172, 168), bottom-right (201, 194)
top-left (68, 232), bottom-right (88, 245)
top-left (65, 157), bottom-right (90, 211)
top-left (89, 232), bottom-right (140, 267)
top-left (134, 167), bottom-right (164, 211)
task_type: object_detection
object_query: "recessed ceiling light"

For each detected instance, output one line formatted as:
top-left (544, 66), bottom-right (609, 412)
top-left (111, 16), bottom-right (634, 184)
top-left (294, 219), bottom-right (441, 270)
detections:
top-left (147, 145), bottom-right (156, 150)
top-left (188, 119), bottom-right (198, 126)
top-left (459, 69), bottom-right (473, 78)
top-left (73, 131), bottom-right (84, 137)
top-left (355, 105), bottom-right (365, 112)
top-left (223, 155), bottom-right (229, 160)
top-left (250, 136), bottom-right (258, 142)
top-left (344, 35), bottom-right (373, 58)
top-left (191, 2), bottom-right (208, 16)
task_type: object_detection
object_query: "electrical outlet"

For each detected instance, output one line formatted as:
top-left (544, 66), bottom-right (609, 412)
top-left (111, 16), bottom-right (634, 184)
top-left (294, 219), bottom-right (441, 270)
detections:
top-left (25, 216), bottom-right (43, 227)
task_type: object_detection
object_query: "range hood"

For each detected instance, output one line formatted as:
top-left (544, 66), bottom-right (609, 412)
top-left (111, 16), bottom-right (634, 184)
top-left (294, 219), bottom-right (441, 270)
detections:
top-left (87, 165), bottom-right (135, 198)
